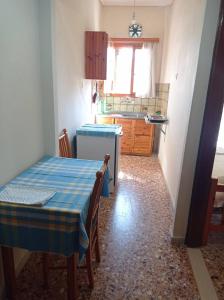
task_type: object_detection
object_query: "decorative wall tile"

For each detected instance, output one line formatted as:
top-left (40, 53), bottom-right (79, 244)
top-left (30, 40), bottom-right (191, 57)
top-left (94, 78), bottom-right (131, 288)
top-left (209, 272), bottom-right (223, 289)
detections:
top-left (161, 101), bottom-right (168, 116)
top-left (98, 83), bottom-right (170, 115)
top-left (134, 98), bottom-right (141, 105)
top-left (114, 104), bottom-right (121, 111)
top-left (141, 106), bottom-right (148, 113)
top-left (160, 83), bottom-right (170, 92)
top-left (160, 92), bottom-right (168, 101)
top-left (106, 97), bottom-right (114, 104)
top-left (127, 105), bottom-right (134, 112)
top-left (142, 98), bottom-right (149, 105)
top-left (134, 105), bottom-right (141, 112)
top-left (148, 106), bottom-right (156, 114)
top-left (121, 104), bottom-right (128, 111)
top-left (105, 103), bottom-right (113, 111)
top-left (148, 98), bottom-right (156, 106)
top-left (114, 97), bottom-right (121, 104)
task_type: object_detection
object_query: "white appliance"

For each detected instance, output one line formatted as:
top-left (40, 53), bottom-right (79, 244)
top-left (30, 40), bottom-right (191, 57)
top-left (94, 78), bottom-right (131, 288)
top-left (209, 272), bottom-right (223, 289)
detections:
top-left (76, 124), bottom-right (122, 193)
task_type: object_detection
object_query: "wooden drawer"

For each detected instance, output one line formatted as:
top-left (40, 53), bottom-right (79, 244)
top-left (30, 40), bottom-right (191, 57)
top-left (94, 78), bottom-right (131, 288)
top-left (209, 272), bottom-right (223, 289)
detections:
top-left (115, 118), bottom-right (133, 127)
top-left (133, 135), bottom-right (153, 156)
top-left (121, 136), bottom-right (134, 153)
top-left (134, 135), bottom-right (151, 147)
top-left (114, 118), bottom-right (155, 156)
top-left (96, 117), bottom-right (114, 124)
top-left (134, 121), bottom-right (155, 136)
top-left (132, 147), bottom-right (153, 156)
top-left (115, 118), bottom-right (133, 135)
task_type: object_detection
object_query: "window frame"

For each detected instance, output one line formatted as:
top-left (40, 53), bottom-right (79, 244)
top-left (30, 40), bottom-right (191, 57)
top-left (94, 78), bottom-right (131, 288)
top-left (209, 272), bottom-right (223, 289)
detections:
top-left (106, 38), bottom-right (159, 97)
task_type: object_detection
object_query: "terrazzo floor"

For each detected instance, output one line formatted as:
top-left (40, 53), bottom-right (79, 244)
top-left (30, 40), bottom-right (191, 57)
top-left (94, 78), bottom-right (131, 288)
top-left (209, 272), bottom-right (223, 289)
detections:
top-left (201, 233), bottom-right (224, 299)
top-left (16, 155), bottom-right (200, 300)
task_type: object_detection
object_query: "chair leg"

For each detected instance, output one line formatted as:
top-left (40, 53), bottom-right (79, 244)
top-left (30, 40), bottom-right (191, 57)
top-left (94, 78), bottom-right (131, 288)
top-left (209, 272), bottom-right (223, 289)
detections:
top-left (203, 179), bottom-right (218, 245)
top-left (86, 246), bottom-right (94, 289)
top-left (67, 254), bottom-right (78, 300)
top-left (221, 208), bottom-right (224, 225)
top-left (42, 253), bottom-right (49, 289)
top-left (95, 228), bottom-right (101, 263)
top-left (1, 246), bottom-right (17, 300)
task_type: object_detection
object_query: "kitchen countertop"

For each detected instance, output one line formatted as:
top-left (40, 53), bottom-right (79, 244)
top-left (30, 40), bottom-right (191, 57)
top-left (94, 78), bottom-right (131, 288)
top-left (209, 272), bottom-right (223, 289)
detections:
top-left (97, 113), bottom-right (168, 125)
top-left (96, 113), bottom-right (146, 120)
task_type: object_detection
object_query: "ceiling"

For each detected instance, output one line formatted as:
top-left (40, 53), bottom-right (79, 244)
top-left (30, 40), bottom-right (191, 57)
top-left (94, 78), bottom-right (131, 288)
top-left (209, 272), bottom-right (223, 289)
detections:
top-left (100, 0), bottom-right (173, 6)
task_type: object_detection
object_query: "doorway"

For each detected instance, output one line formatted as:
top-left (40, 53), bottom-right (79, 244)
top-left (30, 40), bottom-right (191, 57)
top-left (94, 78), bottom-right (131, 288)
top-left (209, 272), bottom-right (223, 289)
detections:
top-left (186, 0), bottom-right (224, 247)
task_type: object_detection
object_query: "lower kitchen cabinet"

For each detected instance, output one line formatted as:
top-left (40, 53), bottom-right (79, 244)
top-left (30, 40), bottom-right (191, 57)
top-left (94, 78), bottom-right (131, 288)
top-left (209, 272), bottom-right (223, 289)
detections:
top-left (96, 116), bottom-right (155, 156)
top-left (114, 118), bottom-right (134, 154)
top-left (96, 116), bottom-right (114, 124)
top-left (115, 118), bottom-right (155, 156)
top-left (133, 135), bottom-right (154, 155)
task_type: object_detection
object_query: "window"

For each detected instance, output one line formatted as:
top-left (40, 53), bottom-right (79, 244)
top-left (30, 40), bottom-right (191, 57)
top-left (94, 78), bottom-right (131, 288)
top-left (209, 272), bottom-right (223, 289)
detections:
top-left (104, 39), bottom-right (158, 98)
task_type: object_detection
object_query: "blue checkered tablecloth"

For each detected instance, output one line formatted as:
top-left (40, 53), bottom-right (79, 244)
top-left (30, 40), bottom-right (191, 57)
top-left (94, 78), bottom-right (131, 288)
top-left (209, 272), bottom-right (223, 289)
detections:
top-left (0, 156), bottom-right (109, 258)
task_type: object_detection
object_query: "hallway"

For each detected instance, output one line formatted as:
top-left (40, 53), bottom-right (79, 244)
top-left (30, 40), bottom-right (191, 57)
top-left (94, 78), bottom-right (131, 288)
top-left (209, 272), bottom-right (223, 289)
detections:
top-left (16, 156), bottom-right (199, 299)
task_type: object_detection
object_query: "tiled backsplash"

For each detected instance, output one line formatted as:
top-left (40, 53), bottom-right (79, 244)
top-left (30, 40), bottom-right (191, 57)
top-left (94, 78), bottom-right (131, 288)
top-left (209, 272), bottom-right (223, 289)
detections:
top-left (97, 83), bottom-right (170, 115)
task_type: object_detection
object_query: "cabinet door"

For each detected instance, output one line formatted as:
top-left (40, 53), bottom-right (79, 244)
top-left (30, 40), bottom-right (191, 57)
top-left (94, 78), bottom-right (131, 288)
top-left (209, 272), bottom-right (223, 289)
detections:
top-left (134, 120), bottom-right (154, 136)
top-left (120, 136), bottom-right (134, 154)
top-left (85, 31), bottom-right (108, 80)
top-left (96, 117), bottom-right (114, 124)
top-left (115, 118), bottom-right (133, 135)
top-left (133, 121), bottom-right (155, 156)
top-left (133, 135), bottom-right (154, 156)
top-left (115, 118), bottom-right (134, 154)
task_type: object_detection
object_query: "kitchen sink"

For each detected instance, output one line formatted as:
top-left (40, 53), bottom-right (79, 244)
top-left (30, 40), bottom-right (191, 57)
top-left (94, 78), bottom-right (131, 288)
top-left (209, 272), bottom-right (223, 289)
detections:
top-left (120, 112), bottom-right (146, 119)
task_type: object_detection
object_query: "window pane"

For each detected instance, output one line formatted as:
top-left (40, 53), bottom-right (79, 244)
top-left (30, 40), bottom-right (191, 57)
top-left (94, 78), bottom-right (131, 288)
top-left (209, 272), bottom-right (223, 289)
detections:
top-left (113, 48), bottom-right (133, 94)
top-left (133, 48), bottom-right (151, 97)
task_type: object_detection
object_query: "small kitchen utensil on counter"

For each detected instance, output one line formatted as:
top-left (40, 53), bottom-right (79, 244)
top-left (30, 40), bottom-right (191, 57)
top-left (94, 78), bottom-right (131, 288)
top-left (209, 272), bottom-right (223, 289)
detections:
top-left (146, 114), bottom-right (168, 124)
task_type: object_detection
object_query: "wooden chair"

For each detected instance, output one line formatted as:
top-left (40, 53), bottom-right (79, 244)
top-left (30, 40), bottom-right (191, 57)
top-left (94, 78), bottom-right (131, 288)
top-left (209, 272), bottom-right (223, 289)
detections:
top-left (203, 177), bottom-right (224, 244)
top-left (59, 128), bottom-right (72, 158)
top-left (42, 154), bottom-right (110, 294)
top-left (85, 154), bottom-right (110, 288)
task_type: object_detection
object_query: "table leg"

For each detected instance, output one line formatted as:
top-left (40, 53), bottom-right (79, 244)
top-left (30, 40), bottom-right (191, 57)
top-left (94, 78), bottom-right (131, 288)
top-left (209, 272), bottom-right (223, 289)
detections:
top-left (67, 253), bottom-right (79, 300)
top-left (42, 253), bottom-right (49, 289)
top-left (1, 246), bottom-right (17, 300)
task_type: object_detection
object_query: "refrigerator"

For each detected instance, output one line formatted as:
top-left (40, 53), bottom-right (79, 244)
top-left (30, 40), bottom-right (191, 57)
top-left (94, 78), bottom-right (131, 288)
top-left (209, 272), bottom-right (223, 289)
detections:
top-left (76, 124), bottom-right (122, 193)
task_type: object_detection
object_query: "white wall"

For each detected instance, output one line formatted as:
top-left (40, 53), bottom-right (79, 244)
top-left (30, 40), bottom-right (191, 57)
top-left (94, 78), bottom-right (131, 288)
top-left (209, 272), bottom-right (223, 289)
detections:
top-left (0, 0), bottom-right (45, 184)
top-left (159, 0), bottom-right (220, 238)
top-left (0, 0), bottom-right (47, 295)
top-left (0, 1), bottom-right (103, 294)
top-left (53, 0), bottom-right (102, 146)
top-left (39, 0), bottom-right (57, 155)
top-left (101, 6), bottom-right (167, 83)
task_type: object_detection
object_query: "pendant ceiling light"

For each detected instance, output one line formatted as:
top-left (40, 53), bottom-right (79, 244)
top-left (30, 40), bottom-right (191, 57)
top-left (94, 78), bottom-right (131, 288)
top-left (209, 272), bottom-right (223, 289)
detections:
top-left (128, 0), bottom-right (142, 38)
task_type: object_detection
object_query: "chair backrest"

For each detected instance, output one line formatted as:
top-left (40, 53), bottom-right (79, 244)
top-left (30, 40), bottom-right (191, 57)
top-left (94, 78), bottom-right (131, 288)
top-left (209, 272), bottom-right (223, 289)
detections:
top-left (209, 178), bottom-right (224, 203)
top-left (212, 178), bottom-right (224, 207)
top-left (59, 129), bottom-right (72, 158)
top-left (86, 154), bottom-right (110, 237)
top-left (203, 177), bottom-right (224, 244)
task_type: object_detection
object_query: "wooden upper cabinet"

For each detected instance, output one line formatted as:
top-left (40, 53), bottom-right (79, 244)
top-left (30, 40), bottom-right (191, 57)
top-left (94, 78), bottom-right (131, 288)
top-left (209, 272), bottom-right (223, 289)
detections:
top-left (85, 31), bottom-right (108, 80)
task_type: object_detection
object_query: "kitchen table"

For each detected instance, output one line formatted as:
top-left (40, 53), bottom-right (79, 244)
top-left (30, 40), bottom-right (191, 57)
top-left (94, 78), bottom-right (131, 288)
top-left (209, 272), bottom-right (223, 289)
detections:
top-left (0, 155), bottom-right (109, 300)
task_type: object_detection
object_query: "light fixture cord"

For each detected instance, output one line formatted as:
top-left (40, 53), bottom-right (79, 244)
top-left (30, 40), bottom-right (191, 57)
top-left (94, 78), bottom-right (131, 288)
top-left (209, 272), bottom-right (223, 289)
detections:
top-left (133, 0), bottom-right (136, 21)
